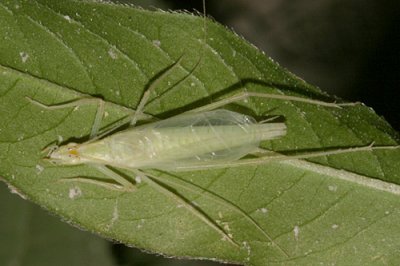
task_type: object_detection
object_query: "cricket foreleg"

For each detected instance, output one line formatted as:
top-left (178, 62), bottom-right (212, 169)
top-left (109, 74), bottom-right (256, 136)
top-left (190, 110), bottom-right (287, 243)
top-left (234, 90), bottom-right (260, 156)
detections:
top-left (94, 165), bottom-right (136, 191)
top-left (58, 165), bottom-right (136, 192)
top-left (132, 169), bottom-right (240, 248)
top-left (26, 97), bottom-right (105, 139)
top-left (186, 91), bottom-right (358, 114)
top-left (59, 177), bottom-right (127, 191)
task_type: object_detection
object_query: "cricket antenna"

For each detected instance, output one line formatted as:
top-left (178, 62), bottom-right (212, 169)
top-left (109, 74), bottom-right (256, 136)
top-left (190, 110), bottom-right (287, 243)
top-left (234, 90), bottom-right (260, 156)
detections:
top-left (202, 0), bottom-right (207, 41)
top-left (167, 0), bottom-right (207, 86)
top-left (187, 0), bottom-right (207, 75)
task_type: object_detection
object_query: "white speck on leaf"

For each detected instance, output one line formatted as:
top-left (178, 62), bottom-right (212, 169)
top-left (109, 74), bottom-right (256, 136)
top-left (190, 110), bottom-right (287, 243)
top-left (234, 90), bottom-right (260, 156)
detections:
top-left (68, 187), bottom-right (82, 199)
top-left (328, 185), bottom-right (338, 192)
top-left (152, 40), bottom-right (161, 47)
top-left (35, 164), bottom-right (44, 174)
top-left (107, 205), bottom-right (119, 230)
top-left (294, 225), bottom-right (300, 241)
top-left (242, 241), bottom-right (251, 260)
top-left (221, 235), bottom-right (231, 242)
top-left (332, 224), bottom-right (339, 229)
top-left (223, 223), bottom-right (231, 233)
top-left (63, 15), bottom-right (72, 22)
top-left (108, 47), bottom-right (118, 59)
top-left (135, 176), bottom-right (142, 184)
top-left (137, 219), bottom-right (145, 229)
top-left (19, 52), bottom-right (29, 63)
top-left (304, 249), bottom-right (313, 255)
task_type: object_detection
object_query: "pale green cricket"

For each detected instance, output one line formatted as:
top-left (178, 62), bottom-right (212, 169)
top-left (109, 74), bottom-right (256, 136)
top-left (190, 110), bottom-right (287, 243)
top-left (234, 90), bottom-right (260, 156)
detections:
top-left (26, 1), bottom-right (399, 254)
top-left (27, 65), bottom-right (395, 253)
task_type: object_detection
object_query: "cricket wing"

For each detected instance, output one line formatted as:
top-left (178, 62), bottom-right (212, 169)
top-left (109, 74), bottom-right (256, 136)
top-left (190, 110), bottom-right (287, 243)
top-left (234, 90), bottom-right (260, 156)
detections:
top-left (106, 110), bottom-right (286, 170)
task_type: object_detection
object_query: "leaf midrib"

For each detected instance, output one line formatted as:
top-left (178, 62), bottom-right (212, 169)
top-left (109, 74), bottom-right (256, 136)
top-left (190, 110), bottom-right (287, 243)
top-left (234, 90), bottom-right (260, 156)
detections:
top-left (282, 159), bottom-right (400, 195)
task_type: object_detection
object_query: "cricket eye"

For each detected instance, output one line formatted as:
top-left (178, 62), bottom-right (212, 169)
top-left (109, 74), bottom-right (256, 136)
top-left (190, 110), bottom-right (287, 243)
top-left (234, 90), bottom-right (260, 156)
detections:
top-left (67, 147), bottom-right (79, 158)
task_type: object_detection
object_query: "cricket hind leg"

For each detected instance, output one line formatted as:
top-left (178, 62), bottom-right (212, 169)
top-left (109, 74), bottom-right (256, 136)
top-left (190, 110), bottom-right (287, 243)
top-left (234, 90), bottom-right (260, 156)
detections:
top-left (172, 143), bottom-right (400, 171)
top-left (132, 169), bottom-right (241, 248)
top-left (145, 170), bottom-right (290, 257)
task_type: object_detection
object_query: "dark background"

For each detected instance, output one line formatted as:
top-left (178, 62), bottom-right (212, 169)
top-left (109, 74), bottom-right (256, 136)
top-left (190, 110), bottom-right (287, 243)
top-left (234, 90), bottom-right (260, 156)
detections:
top-left (164, 0), bottom-right (399, 131)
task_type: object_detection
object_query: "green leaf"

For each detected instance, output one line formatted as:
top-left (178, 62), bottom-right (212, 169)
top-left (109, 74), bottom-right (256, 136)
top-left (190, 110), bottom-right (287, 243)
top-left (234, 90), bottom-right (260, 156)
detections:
top-left (1, 0), bottom-right (400, 265)
top-left (0, 183), bottom-right (115, 266)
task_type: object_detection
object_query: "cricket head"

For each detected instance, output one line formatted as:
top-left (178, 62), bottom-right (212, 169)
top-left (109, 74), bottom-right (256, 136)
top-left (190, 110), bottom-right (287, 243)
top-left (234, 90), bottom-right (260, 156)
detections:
top-left (45, 142), bottom-right (82, 165)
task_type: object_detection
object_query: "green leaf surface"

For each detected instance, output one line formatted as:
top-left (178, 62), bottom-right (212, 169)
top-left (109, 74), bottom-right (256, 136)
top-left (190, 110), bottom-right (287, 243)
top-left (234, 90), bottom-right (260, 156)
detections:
top-left (0, 0), bottom-right (400, 265)
top-left (0, 183), bottom-right (115, 266)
